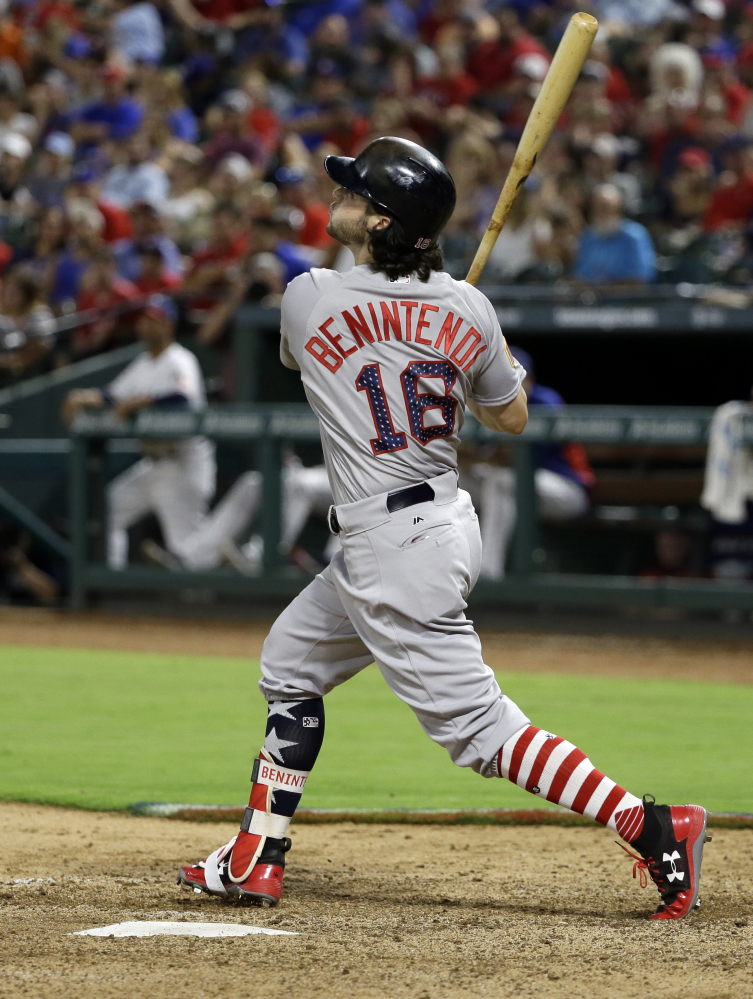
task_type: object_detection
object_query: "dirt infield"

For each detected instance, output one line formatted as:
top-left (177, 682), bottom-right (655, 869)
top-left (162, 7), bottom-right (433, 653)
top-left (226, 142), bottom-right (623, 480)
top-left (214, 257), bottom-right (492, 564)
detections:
top-left (0, 802), bottom-right (751, 999)
top-left (2, 606), bottom-right (753, 683)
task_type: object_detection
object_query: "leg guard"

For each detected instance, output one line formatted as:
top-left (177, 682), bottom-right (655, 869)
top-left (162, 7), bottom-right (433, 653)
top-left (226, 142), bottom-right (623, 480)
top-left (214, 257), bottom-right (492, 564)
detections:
top-left (228, 696), bottom-right (325, 882)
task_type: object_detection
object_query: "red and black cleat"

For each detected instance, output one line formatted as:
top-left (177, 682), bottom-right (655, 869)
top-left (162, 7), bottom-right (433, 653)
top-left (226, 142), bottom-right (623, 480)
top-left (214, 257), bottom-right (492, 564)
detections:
top-left (619, 795), bottom-right (711, 920)
top-left (177, 836), bottom-right (291, 907)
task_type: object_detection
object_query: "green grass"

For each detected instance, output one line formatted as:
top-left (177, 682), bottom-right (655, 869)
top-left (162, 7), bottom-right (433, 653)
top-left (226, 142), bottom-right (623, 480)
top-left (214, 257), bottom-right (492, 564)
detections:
top-left (0, 644), bottom-right (750, 813)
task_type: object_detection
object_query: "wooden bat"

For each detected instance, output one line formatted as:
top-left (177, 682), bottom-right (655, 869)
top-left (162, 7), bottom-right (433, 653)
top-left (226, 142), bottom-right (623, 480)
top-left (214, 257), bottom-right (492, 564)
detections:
top-left (465, 12), bottom-right (598, 287)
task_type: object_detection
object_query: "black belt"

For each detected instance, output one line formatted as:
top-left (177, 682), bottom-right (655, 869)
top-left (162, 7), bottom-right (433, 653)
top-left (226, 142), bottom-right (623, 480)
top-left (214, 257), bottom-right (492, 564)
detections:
top-left (328, 481), bottom-right (435, 534)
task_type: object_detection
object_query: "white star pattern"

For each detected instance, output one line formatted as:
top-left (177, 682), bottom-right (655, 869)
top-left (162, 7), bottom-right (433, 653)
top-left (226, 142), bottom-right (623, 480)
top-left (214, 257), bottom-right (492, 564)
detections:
top-left (264, 726), bottom-right (298, 763)
top-left (267, 701), bottom-right (302, 721)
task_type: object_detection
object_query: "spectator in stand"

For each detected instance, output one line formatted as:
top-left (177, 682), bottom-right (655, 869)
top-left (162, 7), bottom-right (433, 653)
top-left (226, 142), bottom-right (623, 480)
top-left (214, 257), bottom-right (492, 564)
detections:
top-left (113, 201), bottom-right (183, 283)
top-left (276, 167), bottom-right (333, 250)
top-left (71, 248), bottom-right (139, 359)
top-left (307, 15), bottom-right (359, 85)
top-left (0, 132), bottom-right (33, 251)
top-left (138, 70), bottom-right (200, 146)
top-left (161, 149), bottom-right (214, 251)
top-left (704, 135), bottom-right (753, 232)
top-left (69, 64), bottom-right (144, 147)
top-left (481, 180), bottom-right (552, 282)
top-left (466, 7), bottom-right (549, 95)
top-left (133, 241), bottom-right (183, 296)
top-left (0, 131), bottom-right (31, 203)
top-left (101, 132), bottom-right (169, 209)
top-left (0, 85), bottom-right (37, 146)
top-left (203, 90), bottom-right (264, 174)
top-left (250, 213), bottom-right (315, 286)
top-left (65, 164), bottom-right (133, 244)
top-left (11, 206), bottom-right (67, 293)
top-left (169, 0), bottom-right (267, 31)
top-left (235, 5), bottom-right (308, 81)
top-left (209, 153), bottom-right (255, 212)
top-left (573, 184), bottom-right (657, 285)
top-left (666, 146), bottom-right (715, 231)
top-left (0, 267), bottom-right (56, 384)
top-left (110, 0), bottom-right (165, 67)
top-left (182, 202), bottom-right (249, 317)
top-left (26, 132), bottom-right (75, 211)
top-left (50, 198), bottom-right (106, 307)
top-left (582, 133), bottom-right (642, 216)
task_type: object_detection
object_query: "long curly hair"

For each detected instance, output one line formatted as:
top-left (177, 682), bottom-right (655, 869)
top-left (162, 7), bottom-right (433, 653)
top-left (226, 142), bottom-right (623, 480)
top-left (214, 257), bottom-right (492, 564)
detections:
top-left (366, 206), bottom-right (443, 283)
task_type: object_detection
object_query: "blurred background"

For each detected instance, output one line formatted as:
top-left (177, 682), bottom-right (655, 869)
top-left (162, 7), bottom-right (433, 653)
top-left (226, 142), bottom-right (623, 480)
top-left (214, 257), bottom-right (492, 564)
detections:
top-left (3, 0), bottom-right (753, 628)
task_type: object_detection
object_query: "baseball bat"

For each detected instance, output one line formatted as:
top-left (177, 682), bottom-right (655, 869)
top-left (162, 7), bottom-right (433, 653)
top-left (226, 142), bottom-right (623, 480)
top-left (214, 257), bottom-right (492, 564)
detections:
top-left (465, 11), bottom-right (598, 287)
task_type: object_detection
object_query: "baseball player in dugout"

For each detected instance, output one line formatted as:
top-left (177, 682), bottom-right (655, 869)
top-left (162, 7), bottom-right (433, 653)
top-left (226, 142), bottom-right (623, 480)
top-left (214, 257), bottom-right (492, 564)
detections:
top-left (63, 295), bottom-right (216, 569)
top-left (178, 138), bottom-right (709, 920)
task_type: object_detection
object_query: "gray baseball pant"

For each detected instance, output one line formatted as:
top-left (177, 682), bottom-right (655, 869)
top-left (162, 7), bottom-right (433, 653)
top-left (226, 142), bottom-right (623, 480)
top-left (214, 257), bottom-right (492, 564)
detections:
top-left (259, 470), bottom-right (530, 774)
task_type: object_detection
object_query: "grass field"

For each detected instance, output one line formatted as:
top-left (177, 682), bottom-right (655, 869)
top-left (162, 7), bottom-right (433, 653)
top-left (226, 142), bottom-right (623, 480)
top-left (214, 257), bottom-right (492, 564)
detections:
top-left (1, 643), bottom-right (750, 813)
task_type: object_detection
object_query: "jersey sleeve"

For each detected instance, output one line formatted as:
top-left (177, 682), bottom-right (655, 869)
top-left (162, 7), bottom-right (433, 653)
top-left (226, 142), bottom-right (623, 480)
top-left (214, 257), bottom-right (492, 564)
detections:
top-left (170, 350), bottom-right (205, 408)
top-left (280, 268), bottom-right (343, 370)
top-left (105, 357), bottom-right (140, 402)
top-left (467, 292), bottom-right (525, 406)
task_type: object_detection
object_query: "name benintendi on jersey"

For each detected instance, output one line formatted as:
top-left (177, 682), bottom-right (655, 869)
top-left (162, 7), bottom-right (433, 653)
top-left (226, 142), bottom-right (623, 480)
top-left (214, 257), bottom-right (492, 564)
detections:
top-left (305, 299), bottom-right (488, 375)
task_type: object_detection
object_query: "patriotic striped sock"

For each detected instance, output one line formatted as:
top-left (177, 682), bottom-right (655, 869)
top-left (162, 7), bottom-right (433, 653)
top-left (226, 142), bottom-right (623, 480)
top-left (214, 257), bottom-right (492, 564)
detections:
top-left (494, 725), bottom-right (645, 843)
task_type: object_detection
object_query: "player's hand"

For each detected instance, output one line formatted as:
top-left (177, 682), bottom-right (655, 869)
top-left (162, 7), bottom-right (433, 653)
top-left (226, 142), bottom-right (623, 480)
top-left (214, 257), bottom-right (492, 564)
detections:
top-left (62, 388), bottom-right (103, 425)
top-left (114, 395), bottom-right (154, 421)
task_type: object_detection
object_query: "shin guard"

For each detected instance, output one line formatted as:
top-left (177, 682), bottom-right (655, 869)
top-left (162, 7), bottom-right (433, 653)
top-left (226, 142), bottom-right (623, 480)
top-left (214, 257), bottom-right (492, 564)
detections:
top-left (228, 697), bottom-right (325, 882)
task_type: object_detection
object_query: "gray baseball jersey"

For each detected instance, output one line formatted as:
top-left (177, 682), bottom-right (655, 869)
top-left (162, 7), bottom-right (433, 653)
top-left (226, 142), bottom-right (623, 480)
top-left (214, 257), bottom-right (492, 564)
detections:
top-left (280, 265), bottom-right (524, 504)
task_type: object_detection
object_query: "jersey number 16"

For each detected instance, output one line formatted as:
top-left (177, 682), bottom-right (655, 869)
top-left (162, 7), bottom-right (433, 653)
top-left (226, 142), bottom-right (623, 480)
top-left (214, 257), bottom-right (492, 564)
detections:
top-left (356, 360), bottom-right (457, 456)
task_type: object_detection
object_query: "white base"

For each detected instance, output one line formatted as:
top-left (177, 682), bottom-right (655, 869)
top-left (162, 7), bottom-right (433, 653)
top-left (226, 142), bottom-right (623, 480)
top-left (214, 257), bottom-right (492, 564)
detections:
top-left (71, 921), bottom-right (298, 938)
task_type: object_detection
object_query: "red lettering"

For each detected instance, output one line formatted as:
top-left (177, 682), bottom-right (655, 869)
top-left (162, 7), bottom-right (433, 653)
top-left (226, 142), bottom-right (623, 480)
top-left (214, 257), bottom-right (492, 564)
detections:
top-left (320, 317), bottom-right (356, 359)
top-left (450, 327), bottom-right (482, 368)
top-left (415, 303), bottom-right (438, 345)
top-left (400, 301), bottom-right (418, 341)
top-left (342, 306), bottom-right (374, 347)
top-left (367, 302), bottom-right (383, 342)
top-left (261, 765), bottom-right (270, 779)
top-left (435, 311), bottom-right (463, 354)
top-left (380, 301), bottom-right (402, 340)
top-left (462, 344), bottom-right (488, 372)
top-left (305, 336), bottom-right (343, 372)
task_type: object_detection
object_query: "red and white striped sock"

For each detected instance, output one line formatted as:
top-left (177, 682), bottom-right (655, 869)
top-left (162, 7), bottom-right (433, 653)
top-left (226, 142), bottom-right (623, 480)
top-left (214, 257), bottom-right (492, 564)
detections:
top-left (494, 725), bottom-right (645, 844)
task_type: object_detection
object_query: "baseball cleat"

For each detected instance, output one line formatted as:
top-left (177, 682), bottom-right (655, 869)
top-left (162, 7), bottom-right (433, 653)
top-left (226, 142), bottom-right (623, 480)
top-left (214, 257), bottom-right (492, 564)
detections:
top-left (618, 795), bottom-right (709, 920)
top-left (177, 835), bottom-right (291, 906)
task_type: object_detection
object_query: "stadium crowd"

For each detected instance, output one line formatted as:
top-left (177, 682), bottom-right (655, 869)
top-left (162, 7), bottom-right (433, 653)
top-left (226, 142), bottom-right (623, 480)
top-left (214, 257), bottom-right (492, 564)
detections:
top-left (0, 0), bottom-right (752, 388)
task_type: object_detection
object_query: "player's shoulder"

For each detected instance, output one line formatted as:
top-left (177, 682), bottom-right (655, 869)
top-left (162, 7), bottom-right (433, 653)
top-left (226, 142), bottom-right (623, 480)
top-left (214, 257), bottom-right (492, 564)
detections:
top-left (283, 267), bottom-right (345, 303)
top-left (164, 342), bottom-right (201, 370)
top-left (436, 271), bottom-right (497, 322)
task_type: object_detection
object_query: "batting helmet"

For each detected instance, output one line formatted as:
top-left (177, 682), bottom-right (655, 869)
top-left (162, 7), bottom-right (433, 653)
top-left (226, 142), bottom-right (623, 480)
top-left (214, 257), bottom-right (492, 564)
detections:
top-left (324, 136), bottom-right (456, 250)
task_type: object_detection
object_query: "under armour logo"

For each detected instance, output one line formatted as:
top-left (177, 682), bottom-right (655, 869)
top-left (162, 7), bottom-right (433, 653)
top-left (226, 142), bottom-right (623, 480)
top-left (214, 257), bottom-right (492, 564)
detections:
top-left (413, 516), bottom-right (424, 525)
top-left (663, 850), bottom-right (684, 882)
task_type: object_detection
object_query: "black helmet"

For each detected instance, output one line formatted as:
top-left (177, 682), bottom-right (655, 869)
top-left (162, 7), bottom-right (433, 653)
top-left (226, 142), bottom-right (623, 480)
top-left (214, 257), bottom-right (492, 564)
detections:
top-left (324, 136), bottom-right (456, 250)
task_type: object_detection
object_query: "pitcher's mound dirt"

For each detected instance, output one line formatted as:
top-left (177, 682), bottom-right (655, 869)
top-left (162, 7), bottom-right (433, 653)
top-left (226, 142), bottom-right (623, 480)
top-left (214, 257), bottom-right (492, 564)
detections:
top-left (0, 802), bottom-right (751, 999)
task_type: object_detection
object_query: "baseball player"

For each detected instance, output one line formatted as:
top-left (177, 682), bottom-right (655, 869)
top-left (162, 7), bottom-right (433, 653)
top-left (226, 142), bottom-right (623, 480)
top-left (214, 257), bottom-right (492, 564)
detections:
top-left (64, 295), bottom-right (216, 569)
top-left (179, 138), bottom-right (708, 920)
top-left (144, 454), bottom-right (336, 572)
top-left (465, 346), bottom-right (592, 579)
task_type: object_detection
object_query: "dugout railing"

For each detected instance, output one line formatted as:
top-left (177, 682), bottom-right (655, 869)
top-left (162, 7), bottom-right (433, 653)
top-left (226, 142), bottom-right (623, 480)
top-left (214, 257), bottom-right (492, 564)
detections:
top-left (66, 403), bottom-right (753, 613)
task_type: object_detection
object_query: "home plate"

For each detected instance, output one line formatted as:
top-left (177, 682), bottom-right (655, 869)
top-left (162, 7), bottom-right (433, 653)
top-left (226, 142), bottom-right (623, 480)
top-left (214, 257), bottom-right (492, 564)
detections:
top-left (72, 921), bottom-right (298, 938)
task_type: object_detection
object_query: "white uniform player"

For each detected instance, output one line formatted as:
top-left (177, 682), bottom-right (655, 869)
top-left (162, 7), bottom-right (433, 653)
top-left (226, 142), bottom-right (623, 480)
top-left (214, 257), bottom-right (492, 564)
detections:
top-left (63, 296), bottom-right (216, 569)
top-left (147, 456), bottom-right (335, 572)
top-left (178, 139), bottom-right (708, 921)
